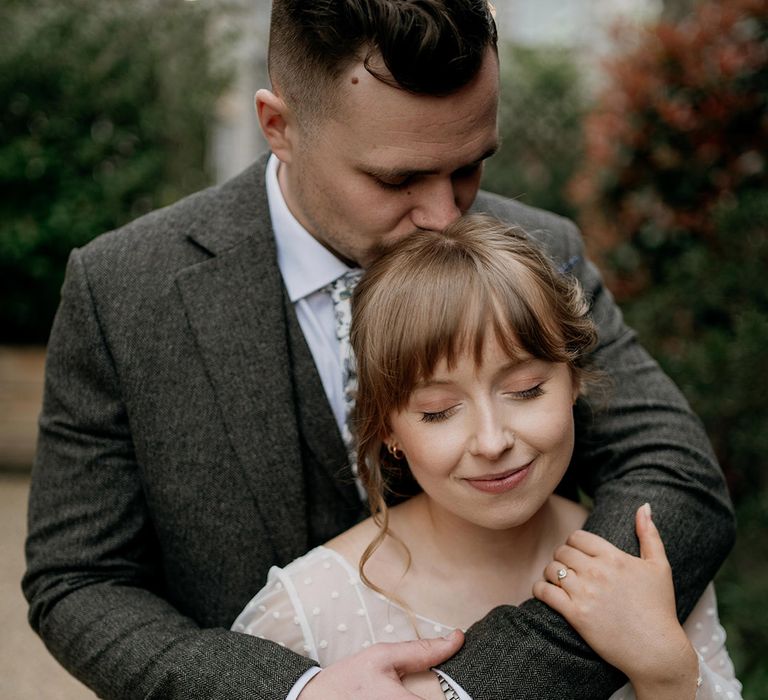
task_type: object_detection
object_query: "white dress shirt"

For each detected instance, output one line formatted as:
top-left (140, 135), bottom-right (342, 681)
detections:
top-left (265, 154), bottom-right (471, 700)
top-left (266, 154), bottom-right (357, 436)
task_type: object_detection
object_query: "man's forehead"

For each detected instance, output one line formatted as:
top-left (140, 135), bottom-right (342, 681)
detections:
top-left (321, 46), bottom-right (500, 172)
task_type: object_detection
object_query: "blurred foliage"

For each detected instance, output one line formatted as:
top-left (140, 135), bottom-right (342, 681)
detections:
top-left (614, 190), bottom-right (768, 498)
top-left (569, 0), bottom-right (767, 299)
top-left (569, 1), bottom-right (768, 694)
top-left (569, 0), bottom-right (768, 492)
top-left (481, 41), bottom-right (587, 220)
top-left (0, 0), bottom-right (232, 342)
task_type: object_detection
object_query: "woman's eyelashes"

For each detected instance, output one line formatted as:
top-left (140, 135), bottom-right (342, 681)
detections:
top-left (420, 405), bottom-right (459, 423)
top-left (417, 384), bottom-right (545, 423)
top-left (507, 383), bottom-right (545, 400)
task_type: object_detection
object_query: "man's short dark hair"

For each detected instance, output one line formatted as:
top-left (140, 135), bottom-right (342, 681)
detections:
top-left (269, 0), bottom-right (498, 125)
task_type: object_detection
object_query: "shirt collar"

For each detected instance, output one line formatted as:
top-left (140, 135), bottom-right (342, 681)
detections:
top-left (266, 154), bottom-right (354, 302)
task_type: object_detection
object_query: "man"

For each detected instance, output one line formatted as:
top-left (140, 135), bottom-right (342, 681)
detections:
top-left (23, 2), bottom-right (735, 699)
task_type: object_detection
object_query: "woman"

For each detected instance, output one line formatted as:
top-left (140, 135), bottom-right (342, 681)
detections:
top-left (232, 214), bottom-right (741, 699)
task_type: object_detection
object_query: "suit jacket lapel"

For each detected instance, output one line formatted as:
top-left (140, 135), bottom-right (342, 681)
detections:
top-left (176, 237), bottom-right (309, 563)
top-left (175, 156), bottom-right (358, 563)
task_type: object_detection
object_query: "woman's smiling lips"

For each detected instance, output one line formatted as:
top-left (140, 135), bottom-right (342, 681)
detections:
top-left (462, 461), bottom-right (534, 494)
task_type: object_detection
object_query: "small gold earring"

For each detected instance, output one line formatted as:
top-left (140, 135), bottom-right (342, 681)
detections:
top-left (387, 443), bottom-right (404, 460)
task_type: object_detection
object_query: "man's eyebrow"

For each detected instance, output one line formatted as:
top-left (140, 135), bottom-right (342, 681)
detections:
top-left (363, 145), bottom-right (500, 181)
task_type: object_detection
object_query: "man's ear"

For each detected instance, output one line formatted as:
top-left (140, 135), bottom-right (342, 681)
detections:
top-left (255, 88), bottom-right (295, 163)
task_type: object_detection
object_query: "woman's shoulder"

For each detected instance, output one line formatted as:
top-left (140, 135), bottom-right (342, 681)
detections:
top-left (323, 506), bottom-right (415, 597)
top-left (232, 546), bottom-right (355, 630)
top-left (323, 517), bottom-right (379, 565)
top-left (271, 546), bottom-right (360, 594)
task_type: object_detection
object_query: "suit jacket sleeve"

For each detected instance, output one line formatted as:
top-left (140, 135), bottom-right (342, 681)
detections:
top-left (23, 249), bottom-right (315, 700)
top-left (439, 200), bottom-right (736, 698)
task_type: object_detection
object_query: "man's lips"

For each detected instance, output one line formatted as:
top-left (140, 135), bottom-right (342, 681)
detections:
top-left (463, 461), bottom-right (534, 494)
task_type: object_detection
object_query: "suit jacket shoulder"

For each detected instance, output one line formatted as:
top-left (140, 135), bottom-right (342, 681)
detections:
top-left (81, 154), bottom-right (272, 259)
top-left (472, 189), bottom-right (583, 266)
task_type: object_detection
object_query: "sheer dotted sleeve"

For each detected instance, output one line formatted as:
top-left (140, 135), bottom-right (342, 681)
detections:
top-left (684, 584), bottom-right (742, 700)
top-left (231, 546), bottom-right (381, 665)
top-left (231, 562), bottom-right (315, 660)
top-left (607, 584), bottom-right (742, 700)
top-left (232, 545), bottom-right (453, 668)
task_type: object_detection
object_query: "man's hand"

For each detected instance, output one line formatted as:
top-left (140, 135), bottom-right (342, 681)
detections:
top-left (402, 670), bottom-right (450, 700)
top-left (299, 630), bottom-right (464, 699)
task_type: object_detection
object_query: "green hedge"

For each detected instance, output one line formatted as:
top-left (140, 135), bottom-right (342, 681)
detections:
top-left (0, 0), bottom-right (230, 342)
top-left (482, 41), bottom-right (586, 220)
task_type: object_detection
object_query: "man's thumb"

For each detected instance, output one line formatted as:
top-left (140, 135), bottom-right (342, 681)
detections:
top-left (391, 630), bottom-right (465, 675)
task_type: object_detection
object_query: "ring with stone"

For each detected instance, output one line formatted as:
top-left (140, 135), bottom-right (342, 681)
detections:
top-left (556, 567), bottom-right (568, 584)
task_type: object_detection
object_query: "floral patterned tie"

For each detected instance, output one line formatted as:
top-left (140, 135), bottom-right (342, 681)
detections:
top-left (325, 269), bottom-right (365, 496)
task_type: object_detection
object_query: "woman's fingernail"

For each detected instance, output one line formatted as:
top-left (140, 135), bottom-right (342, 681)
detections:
top-left (642, 502), bottom-right (652, 520)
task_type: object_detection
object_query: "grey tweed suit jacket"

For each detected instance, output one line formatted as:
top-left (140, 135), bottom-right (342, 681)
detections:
top-left (24, 154), bottom-right (735, 700)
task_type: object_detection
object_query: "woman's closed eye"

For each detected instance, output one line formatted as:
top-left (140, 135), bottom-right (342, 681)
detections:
top-left (507, 383), bottom-right (545, 400)
top-left (420, 405), bottom-right (460, 423)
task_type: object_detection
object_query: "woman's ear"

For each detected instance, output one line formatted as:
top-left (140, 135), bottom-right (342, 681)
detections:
top-left (255, 88), bottom-right (295, 163)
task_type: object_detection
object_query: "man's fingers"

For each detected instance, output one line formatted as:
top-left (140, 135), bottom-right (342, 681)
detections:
top-left (635, 502), bottom-right (668, 562)
top-left (299, 636), bottom-right (464, 700)
top-left (389, 630), bottom-right (465, 676)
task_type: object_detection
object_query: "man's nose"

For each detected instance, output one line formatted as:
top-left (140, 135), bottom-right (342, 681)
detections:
top-left (411, 178), bottom-right (462, 232)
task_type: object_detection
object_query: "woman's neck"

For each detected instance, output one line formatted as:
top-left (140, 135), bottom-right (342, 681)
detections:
top-left (394, 493), bottom-right (553, 574)
top-left (325, 492), bottom-right (587, 630)
top-left (379, 493), bottom-right (586, 628)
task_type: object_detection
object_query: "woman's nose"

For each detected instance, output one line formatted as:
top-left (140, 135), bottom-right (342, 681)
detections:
top-left (467, 409), bottom-right (515, 460)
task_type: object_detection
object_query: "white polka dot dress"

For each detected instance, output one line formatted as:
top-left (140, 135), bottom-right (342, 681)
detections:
top-left (231, 547), bottom-right (742, 698)
top-left (230, 546), bottom-right (455, 665)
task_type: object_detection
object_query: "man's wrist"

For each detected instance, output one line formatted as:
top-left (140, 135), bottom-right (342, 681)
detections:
top-left (287, 667), bottom-right (321, 700)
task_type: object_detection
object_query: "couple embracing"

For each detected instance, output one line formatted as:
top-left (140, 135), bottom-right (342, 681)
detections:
top-left (25, 2), bottom-right (740, 699)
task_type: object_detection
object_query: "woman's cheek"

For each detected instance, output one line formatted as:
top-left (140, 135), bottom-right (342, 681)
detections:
top-left (517, 401), bottom-right (574, 450)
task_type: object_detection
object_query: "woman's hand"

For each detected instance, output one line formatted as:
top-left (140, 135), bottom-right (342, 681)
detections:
top-left (533, 504), bottom-right (699, 700)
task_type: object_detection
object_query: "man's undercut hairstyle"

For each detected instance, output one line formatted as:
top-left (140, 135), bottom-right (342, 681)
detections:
top-left (269, 0), bottom-right (498, 124)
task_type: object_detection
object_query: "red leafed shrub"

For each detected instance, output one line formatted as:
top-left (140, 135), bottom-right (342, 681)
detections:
top-left (569, 0), bottom-right (767, 299)
top-left (568, 0), bottom-right (768, 503)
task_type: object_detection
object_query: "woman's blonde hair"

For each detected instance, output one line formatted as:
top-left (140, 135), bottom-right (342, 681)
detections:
top-left (350, 214), bottom-right (597, 594)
